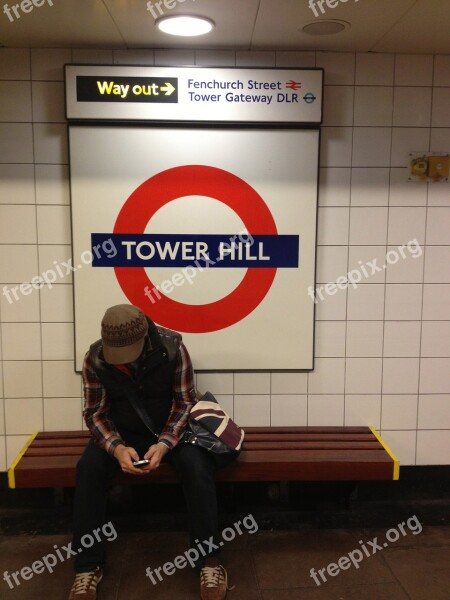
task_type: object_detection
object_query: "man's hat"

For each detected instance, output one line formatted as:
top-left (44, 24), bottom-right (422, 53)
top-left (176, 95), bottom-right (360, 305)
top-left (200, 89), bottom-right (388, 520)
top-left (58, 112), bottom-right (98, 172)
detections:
top-left (101, 304), bottom-right (148, 365)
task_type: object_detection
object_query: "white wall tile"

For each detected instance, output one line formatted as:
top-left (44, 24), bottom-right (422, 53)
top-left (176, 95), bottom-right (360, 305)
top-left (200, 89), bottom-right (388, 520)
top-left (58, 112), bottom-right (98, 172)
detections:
top-left (315, 287), bottom-right (347, 320)
top-left (0, 164), bottom-right (35, 204)
top-left (234, 372), bottom-right (270, 394)
top-left (383, 321), bottom-right (421, 357)
top-left (275, 51), bottom-right (315, 68)
top-left (3, 361), bottom-right (42, 398)
top-left (31, 48), bottom-right (71, 80)
top-left (351, 168), bottom-right (389, 206)
top-left (214, 395), bottom-right (234, 418)
top-left (380, 430), bottom-right (416, 465)
top-left (381, 395), bottom-right (418, 429)
top-left (424, 247), bottom-right (450, 283)
top-left (420, 359), bottom-right (450, 393)
top-left (383, 358), bottom-right (420, 393)
top-left (271, 372), bottom-right (307, 394)
top-left (391, 128), bottom-right (431, 167)
top-left (416, 430), bottom-right (450, 465)
top-left (234, 395), bottom-right (270, 427)
top-left (113, 49), bottom-right (155, 65)
top-left (385, 244), bottom-right (424, 283)
top-left (422, 284), bottom-right (450, 320)
top-left (72, 49), bottom-right (113, 64)
top-left (421, 322), bottom-right (450, 357)
top-left (0, 399), bottom-right (4, 433)
top-left (5, 398), bottom-right (43, 434)
top-left (428, 183), bottom-right (450, 207)
top-left (0, 123), bottom-right (33, 163)
top-left (0, 82), bottom-right (32, 122)
top-left (316, 246), bottom-right (348, 283)
top-left (385, 284), bottom-right (423, 320)
top-left (154, 49), bottom-right (195, 66)
top-left (0, 205), bottom-right (37, 243)
top-left (195, 50), bottom-right (236, 67)
top-left (0, 285), bottom-right (39, 322)
top-left (33, 123), bottom-right (68, 164)
top-left (389, 168), bottom-right (427, 206)
top-left (43, 397), bottom-right (83, 431)
top-left (320, 127), bottom-right (353, 167)
top-left (314, 321), bottom-right (346, 357)
top-left (426, 208), bottom-right (450, 245)
top-left (38, 245), bottom-right (73, 284)
top-left (432, 89), bottom-right (450, 127)
top-left (395, 55), bottom-right (433, 87)
top-left (356, 53), bottom-right (394, 86)
top-left (388, 207), bottom-right (426, 246)
top-left (430, 127), bottom-right (450, 152)
top-left (346, 321), bottom-right (383, 357)
top-left (37, 205), bottom-right (71, 244)
top-left (35, 164), bottom-right (70, 205)
top-left (344, 395), bottom-right (381, 428)
top-left (235, 51), bottom-right (275, 67)
top-left (347, 284), bottom-right (385, 320)
top-left (40, 284), bottom-right (73, 322)
top-left (6, 434), bottom-right (30, 468)
top-left (349, 207), bottom-right (388, 245)
top-left (317, 207), bottom-right (349, 245)
top-left (433, 55), bottom-right (450, 86)
top-left (348, 246), bottom-right (387, 284)
top-left (196, 372), bottom-right (233, 395)
top-left (352, 128), bottom-right (391, 167)
top-left (345, 358), bottom-right (382, 393)
top-left (319, 168), bottom-right (351, 207)
top-left (1, 323), bottom-right (41, 360)
top-left (32, 82), bottom-right (65, 123)
top-left (42, 360), bottom-right (81, 398)
top-left (308, 395), bottom-right (344, 426)
top-left (41, 322), bottom-right (74, 360)
top-left (0, 436), bottom-right (5, 470)
top-left (0, 245), bottom-right (38, 283)
top-left (418, 395), bottom-right (450, 429)
top-left (316, 52), bottom-right (355, 85)
top-left (393, 87), bottom-right (432, 127)
top-left (271, 395), bottom-right (307, 426)
top-left (322, 86), bottom-right (354, 126)
top-left (354, 87), bottom-right (393, 126)
top-left (0, 48), bottom-right (30, 80)
top-left (308, 358), bottom-right (345, 394)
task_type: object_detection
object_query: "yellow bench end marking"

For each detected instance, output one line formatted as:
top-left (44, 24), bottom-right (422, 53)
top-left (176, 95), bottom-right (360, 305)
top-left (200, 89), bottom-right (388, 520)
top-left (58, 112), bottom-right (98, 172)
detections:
top-left (7, 431), bottom-right (39, 489)
top-left (369, 426), bottom-right (400, 480)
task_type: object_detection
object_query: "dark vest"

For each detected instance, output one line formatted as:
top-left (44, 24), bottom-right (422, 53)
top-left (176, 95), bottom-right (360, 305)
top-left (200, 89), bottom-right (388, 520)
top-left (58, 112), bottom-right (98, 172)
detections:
top-left (89, 320), bottom-right (181, 442)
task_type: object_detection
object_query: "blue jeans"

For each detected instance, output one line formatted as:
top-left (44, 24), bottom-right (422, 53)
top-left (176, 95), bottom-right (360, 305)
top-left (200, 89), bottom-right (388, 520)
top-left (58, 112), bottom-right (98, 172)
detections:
top-left (72, 437), bottom-right (235, 573)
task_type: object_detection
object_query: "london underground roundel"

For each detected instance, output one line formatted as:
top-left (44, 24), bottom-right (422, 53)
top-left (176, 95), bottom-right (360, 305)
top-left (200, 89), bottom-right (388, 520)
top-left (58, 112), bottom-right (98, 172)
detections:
top-left (113, 165), bottom-right (277, 333)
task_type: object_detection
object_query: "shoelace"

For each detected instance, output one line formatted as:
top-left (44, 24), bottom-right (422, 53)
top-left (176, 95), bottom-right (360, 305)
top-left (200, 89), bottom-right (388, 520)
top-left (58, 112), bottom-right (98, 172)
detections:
top-left (71, 570), bottom-right (101, 595)
top-left (201, 565), bottom-right (234, 590)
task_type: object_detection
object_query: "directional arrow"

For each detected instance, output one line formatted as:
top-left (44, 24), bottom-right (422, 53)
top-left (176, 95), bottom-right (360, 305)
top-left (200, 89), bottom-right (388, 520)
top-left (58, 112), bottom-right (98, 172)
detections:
top-left (160, 82), bottom-right (176, 96)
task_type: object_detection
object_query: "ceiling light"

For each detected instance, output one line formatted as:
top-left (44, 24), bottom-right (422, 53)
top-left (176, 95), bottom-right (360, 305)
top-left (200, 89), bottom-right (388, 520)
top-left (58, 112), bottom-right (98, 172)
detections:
top-left (302, 20), bottom-right (350, 35)
top-left (156, 15), bottom-right (215, 37)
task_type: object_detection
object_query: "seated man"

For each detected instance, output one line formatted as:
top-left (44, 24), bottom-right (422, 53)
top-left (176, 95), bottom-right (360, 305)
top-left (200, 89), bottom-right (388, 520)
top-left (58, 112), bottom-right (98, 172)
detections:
top-left (69, 304), bottom-right (235, 600)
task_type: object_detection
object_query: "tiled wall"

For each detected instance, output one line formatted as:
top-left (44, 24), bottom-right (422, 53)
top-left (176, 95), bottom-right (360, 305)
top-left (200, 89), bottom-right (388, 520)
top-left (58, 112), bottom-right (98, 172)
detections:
top-left (0, 48), bottom-right (449, 470)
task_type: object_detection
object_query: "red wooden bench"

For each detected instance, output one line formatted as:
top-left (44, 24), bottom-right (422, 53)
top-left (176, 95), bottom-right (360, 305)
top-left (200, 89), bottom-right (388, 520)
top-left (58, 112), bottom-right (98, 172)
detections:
top-left (8, 426), bottom-right (399, 489)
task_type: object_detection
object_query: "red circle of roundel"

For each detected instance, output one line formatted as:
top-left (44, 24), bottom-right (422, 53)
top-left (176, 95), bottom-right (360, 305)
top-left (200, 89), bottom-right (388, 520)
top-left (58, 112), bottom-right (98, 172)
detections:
top-left (113, 165), bottom-right (277, 333)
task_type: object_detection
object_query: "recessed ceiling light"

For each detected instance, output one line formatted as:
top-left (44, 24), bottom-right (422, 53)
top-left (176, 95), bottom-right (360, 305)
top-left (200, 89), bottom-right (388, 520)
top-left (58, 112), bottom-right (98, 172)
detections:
top-left (302, 20), bottom-right (350, 35)
top-left (156, 15), bottom-right (215, 37)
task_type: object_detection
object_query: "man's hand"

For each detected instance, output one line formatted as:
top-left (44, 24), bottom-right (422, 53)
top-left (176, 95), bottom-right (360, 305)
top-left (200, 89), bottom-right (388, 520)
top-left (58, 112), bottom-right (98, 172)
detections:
top-left (143, 442), bottom-right (170, 472)
top-left (113, 444), bottom-right (147, 475)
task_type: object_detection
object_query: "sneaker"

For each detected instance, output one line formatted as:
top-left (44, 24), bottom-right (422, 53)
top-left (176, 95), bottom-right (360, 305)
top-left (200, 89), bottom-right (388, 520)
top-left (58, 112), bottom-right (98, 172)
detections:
top-left (68, 567), bottom-right (103, 599)
top-left (200, 558), bottom-right (233, 600)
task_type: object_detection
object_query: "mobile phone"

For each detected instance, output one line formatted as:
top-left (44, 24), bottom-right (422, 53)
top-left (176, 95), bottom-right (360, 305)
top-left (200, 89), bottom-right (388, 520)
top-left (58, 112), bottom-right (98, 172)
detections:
top-left (132, 459), bottom-right (150, 467)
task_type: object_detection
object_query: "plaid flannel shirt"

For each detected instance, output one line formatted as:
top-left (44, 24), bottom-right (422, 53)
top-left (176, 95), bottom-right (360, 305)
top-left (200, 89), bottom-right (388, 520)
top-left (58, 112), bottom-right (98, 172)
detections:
top-left (82, 339), bottom-right (196, 456)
